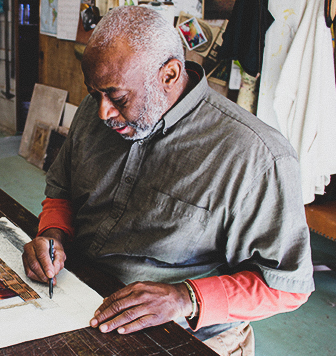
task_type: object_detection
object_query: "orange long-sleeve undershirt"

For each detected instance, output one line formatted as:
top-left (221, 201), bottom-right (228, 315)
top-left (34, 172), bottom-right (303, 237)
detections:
top-left (186, 272), bottom-right (309, 331)
top-left (37, 198), bottom-right (75, 239)
top-left (38, 198), bottom-right (310, 330)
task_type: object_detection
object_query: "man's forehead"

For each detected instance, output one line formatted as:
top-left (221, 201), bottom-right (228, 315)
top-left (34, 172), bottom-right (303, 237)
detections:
top-left (84, 41), bottom-right (143, 74)
top-left (83, 50), bottom-right (135, 86)
top-left (84, 79), bottom-right (125, 94)
top-left (86, 37), bottom-right (134, 61)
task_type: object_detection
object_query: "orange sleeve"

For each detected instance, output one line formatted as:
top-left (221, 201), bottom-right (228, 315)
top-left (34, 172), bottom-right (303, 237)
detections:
top-left (37, 197), bottom-right (75, 240)
top-left (186, 271), bottom-right (310, 331)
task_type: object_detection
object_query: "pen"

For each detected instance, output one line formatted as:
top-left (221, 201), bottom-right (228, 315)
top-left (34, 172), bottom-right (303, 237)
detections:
top-left (49, 239), bottom-right (54, 299)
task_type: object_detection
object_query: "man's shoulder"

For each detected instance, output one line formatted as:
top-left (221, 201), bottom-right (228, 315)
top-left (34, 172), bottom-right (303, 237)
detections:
top-left (201, 88), bottom-right (298, 162)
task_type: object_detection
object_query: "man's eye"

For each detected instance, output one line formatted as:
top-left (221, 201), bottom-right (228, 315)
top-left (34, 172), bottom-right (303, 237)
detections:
top-left (110, 95), bottom-right (127, 107)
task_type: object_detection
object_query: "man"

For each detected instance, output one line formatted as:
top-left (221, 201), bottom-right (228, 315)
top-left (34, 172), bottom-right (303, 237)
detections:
top-left (22, 6), bottom-right (314, 355)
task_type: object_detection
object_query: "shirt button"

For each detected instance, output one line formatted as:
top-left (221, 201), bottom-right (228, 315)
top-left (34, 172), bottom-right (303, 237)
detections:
top-left (111, 212), bottom-right (119, 219)
top-left (125, 176), bottom-right (134, 184)
top-left (163, 129), bottom-right (167, 135)
top-left (138, 140), bottom-right (144, 145)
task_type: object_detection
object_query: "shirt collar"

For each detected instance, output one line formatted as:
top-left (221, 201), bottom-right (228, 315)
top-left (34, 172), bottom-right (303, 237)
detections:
top-left (162, 61), bottom-right (208, 131)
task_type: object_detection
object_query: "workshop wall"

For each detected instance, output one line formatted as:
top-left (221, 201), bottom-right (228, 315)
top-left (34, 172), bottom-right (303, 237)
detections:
top-left (39, 35), bottom-right (88, 107)
top-left (0, 1), bottom-right (15, 133)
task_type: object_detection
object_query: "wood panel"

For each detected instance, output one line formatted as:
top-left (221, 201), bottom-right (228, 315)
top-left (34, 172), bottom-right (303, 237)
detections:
top-left (38, 35), bottom-right (88, 106)
top-left (305, 202), bottom-right (336, 242)
top-left (18, 84), bottom-right (67, 164)
top-left (0, 321), bottom-right (218, 356)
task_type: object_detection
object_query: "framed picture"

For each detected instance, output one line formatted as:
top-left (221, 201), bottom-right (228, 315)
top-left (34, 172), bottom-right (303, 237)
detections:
top-left (178, 17), bottom-right (207, 50)
top-left (177, 12), bottom-right (222, 58)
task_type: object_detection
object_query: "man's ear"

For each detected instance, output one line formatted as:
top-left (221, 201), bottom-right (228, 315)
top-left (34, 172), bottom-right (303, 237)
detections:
top-left (159, 59), bottom-right (183, 92)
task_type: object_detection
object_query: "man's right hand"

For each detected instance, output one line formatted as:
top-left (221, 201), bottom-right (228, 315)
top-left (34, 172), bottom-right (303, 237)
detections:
top-left (22, 228), bottom-right (66, 284)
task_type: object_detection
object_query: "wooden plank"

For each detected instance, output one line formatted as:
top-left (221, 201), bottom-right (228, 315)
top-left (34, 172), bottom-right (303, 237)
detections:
top-left (18, 84), bottom-right (68, 163)
top-left (39, 35), bottom-right (88, 107)
top-left (0, 321), bottom-right (217, 356)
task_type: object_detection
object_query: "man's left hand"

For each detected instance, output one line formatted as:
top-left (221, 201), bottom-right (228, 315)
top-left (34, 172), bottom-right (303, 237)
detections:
top-left (90, 281), bottom-right (194, 334)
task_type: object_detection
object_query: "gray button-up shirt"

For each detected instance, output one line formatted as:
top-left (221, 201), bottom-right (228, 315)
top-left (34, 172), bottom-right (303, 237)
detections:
top-left (45, 62), bottom-right (314, 294)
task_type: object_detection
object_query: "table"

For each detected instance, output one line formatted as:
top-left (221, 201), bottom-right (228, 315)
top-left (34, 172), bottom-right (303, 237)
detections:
top-left (0, 189), bottom-right (218, 355)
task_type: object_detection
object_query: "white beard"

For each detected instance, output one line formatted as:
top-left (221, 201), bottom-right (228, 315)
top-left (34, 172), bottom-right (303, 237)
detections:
top-left (105, 75), bottom-right (170, 141)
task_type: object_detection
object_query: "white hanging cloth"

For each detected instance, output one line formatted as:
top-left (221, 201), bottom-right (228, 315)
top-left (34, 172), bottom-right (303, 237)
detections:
top-left (257, 0), bottom-right (336, 205)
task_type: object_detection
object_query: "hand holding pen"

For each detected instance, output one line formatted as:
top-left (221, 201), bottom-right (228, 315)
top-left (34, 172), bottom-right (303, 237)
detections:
top-left (22, 230), bottom-right (67, 287)
top-left (49, 239), bottom-right (54, 299)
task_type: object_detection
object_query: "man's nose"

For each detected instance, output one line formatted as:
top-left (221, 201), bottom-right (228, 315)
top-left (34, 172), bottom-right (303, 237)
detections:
top-left (98, 94), bottom-right (120, 121)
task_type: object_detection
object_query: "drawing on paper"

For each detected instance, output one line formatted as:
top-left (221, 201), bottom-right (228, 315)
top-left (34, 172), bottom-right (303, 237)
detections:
top-left (0, 217), bottom-right (103, 349)
top-left (0, 258), bottom-right (40, 302)
top-left (0, 280), bottom-right (18, 300)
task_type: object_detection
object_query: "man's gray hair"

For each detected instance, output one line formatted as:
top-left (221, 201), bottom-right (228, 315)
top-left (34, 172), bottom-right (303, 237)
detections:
top-left (89, 6), bottom-right (185, 71)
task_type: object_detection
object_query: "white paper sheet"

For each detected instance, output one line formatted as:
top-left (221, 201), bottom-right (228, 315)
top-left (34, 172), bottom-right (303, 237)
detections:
top-left (173, 0), bottom-right (202, 18)
top-left (62, 102), bottom-right (78, 129)
top-left (57, 0), bottom-right (81, 41)
top-left (0, 217), bottom-right (103, 349)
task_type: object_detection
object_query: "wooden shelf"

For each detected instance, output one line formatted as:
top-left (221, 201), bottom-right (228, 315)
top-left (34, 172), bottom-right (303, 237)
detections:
top-left (305, 201), bottom-right (336, 241)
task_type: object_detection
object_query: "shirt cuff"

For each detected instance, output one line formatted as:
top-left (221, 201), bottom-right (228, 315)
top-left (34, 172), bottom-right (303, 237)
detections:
top-left (185, 276), bottom-right (229, 331)
top-left (37, 198), bottom-right (74, 240)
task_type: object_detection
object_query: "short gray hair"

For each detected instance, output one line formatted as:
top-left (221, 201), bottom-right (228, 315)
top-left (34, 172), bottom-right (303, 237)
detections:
top-left (89, 6), bottom-right (185, 72)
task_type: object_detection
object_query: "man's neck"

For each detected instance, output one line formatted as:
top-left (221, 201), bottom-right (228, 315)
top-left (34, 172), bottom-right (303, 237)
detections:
top-left (172, 68), bottom-right (198, 107)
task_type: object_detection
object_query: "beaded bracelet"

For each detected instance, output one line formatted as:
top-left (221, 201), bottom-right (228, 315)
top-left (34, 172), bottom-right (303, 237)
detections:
top-left (183, 281), bottom-right (198, 320)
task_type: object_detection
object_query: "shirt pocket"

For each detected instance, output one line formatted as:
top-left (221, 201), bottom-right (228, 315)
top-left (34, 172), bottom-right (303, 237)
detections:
top-left (122, 187), bottom-right (212, 264)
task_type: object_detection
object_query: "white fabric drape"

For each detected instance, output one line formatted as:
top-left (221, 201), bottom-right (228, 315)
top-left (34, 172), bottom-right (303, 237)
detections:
top-left (257, 0), bottom-right (336, 204)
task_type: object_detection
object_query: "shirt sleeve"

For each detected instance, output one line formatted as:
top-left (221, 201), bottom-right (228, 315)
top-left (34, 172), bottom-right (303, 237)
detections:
top-left (224, 155), bottom-right (315, 294)
top-left (37, 197), bottom-right (74, 240)
top-left (185, 270), bottom-right (310, 331)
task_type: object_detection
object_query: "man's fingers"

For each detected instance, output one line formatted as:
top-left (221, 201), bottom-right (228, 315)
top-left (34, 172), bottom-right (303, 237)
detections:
top-left (90, 281), bottom-right (188, 334)
top-left (22, 242), bottom-right (49, 282)
top-left (38, 248), bottom-right (55, 279)
top-left (92, 281), bottom-right (159, 324)
top-left (52, 245), bottom-right (66, 277)
top-left (38, 238), bottom-right (66, 278)
top-left (22, 252), bottom-right (45, 282)
top-left (91, 291), bottom-right (135, 327)
top-left (102, 314), bottom-right (158, 334)
top-left (94, 286), bottom-right (135, 319)
top-left (97, 305), bottom-right (160, 334)
top-left (22, 236), bottom-right (66, 283)
top-left (96, 306), bottom-right (142, 333)
top-left (116, 314), bottom-right (161, 334)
